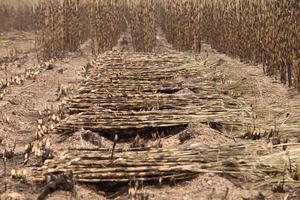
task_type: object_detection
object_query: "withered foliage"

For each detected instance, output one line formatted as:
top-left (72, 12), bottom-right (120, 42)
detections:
top-left (161, 0), bottom-right (300, 89)
top-left (0, 3), bottom-right (36, 32)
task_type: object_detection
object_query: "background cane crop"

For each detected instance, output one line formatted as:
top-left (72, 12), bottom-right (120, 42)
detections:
top-left (1, 0), bottom-right (300, 87)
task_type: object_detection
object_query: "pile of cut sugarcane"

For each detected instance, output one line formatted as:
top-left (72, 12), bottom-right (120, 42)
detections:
top-left (30, 142), bottom-right (300, 188)
top-left (27, 51), bottom-right (300, 189)
top-left (53, 51), bottom-right (253, 136)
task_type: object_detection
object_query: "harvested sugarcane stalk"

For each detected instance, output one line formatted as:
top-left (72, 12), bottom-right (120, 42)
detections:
top-left (29, 142), bottom-right (300, 188)
top-left (53, 108), bottom-right (251, 135)
top-left (54, 51), bottom-right (254, 137)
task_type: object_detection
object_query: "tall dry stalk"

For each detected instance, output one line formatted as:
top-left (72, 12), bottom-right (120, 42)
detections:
top-left (89, 0), bottom-right (127, 55)
top-left (160, 0), bottom-right (300, 89)
top-left (0, 3), bottom-right (36, 32)
top-left (35, 0), bottom-right (85, 61)
top-left (127, 0), bottom-right (157, 52)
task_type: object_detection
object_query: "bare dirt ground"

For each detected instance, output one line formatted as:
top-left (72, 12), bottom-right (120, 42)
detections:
top-left (1, 30), bottom-right (299, 200)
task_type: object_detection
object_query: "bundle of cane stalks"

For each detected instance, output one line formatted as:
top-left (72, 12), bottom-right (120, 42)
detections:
top-left (29, 142), bottom-right (300, 188)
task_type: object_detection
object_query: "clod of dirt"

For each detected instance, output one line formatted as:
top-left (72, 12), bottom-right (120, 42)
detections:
top-left (178, 130), bottom-right (195, 143)
top-left (57, 68), bottom-right (64, 74)
top-left (81, 130), bottom-right (109, 148)
top-left (8, 98), bottom-right (19, 105)
top-left (55, 129), bottom-right (113, 151)
top-left (46, 63), bottom-right (54, 70)
top-left (208, 122), bottom-right (224, 133)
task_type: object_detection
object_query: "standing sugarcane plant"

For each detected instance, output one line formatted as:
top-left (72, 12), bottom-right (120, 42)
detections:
top-left (127, 0), bottom-right (157, 52)
top-left (159, 0), bottom-right (300, 89)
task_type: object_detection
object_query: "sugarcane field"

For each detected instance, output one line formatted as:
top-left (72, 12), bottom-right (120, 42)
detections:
top-left (1, 0), bottom-right (300, 199)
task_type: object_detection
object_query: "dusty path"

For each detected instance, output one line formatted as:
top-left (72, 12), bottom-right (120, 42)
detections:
top-left (0, 30), bottom-right (299, 200)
